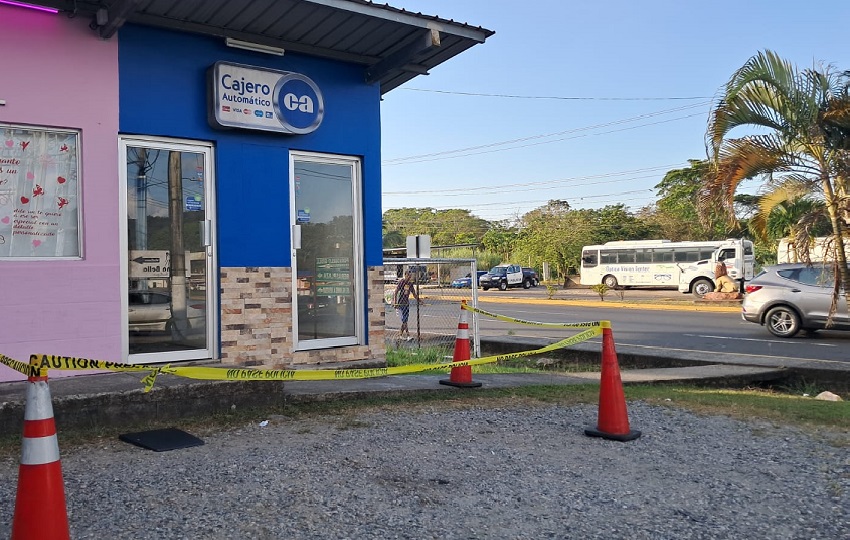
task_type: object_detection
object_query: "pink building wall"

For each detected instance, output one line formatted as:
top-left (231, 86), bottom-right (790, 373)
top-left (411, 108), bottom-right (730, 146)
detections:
top-left (0, 6), bottom-right (120, 382)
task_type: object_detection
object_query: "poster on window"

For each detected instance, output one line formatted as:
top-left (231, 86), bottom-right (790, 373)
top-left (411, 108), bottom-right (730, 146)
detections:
top-left (0, 124), bottom-right (81, 259)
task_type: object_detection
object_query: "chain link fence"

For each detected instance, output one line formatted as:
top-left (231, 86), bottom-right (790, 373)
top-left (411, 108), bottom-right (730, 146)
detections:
top-left (383, 258), bottom-right (480, 357)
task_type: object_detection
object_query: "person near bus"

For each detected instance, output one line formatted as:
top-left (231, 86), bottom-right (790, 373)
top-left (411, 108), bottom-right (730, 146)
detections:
top-left (714, 260), bottom-right (737, 293)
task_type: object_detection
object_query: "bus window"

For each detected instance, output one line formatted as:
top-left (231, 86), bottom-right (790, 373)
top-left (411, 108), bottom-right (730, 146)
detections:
top-left (655, 249), bottom-right (674, 263)
top-left (615, 249), bottom-right (635, 263)
top-left (635, 249), bottom-right (651, 263)
top-left (600, 250), bottom-right (616, 264)
top-left (674, 248), bottom-right (699, 262)
top-left (581, 250), bottom-right (598, 268)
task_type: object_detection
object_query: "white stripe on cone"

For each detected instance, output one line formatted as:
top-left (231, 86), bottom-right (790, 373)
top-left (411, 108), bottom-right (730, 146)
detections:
top-left (21, 435), bottom-right (61, 465)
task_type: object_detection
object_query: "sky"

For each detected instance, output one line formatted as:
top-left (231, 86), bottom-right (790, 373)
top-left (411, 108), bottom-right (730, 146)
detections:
top-left (379, 0), bottom-right (850, 224)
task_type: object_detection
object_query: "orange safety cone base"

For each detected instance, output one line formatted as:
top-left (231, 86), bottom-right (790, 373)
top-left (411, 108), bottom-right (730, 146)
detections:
top-left (584, 426), bottom-right (641, 442)
top-left (439, 377), bottom-right (483, 389)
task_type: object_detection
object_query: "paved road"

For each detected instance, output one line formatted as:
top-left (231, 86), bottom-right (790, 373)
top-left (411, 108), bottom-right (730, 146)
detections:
top-left (474, 300), bottom-right (850, 366)
top-left (399, 286), bottom-right (850, 369)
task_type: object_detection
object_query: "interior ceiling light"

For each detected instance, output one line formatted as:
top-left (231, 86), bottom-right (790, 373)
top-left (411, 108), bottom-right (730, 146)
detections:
top-left (225, 37), bottom-right (285, 56)
top-left (0, 0), bottom-right (59, 12)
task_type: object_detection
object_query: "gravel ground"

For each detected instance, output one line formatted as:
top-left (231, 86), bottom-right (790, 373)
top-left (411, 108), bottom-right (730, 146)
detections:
top-left (0, 401), bottom-right (847, 539)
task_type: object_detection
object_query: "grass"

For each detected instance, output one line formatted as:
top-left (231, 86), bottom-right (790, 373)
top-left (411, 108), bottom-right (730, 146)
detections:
top-left (382, 346), bottom-right (849, 435)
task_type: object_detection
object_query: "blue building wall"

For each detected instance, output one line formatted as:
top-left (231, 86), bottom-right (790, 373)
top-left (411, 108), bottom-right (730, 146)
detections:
top-left (117, 24), bottom-right (383, 268)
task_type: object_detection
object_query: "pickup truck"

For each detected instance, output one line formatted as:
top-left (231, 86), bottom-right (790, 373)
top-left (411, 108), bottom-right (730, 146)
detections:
top-left (522, 267), bottom-right (540, 287)
top-left (480, 264), bottom-right (538, 290)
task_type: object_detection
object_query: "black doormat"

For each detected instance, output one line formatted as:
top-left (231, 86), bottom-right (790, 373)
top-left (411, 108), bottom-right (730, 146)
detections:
top-left (119, 428), bottom-right (205, 452)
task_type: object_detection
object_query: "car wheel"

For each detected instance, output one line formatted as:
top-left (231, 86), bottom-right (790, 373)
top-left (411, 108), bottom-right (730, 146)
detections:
top-left (602, 275), bottom-right (618, 288)
top-left (533, 279), bottom-right (539, 287)
top-left (482, 286), bottom-right (489, 291)
top-left (691, 278), bottom-right (713, 298)
top-left (498, 281), bottom-right (508, 291)
top-left (523, 279), bottom-right (531, 289)
top-left (765, 306), bottom-right (801, 338)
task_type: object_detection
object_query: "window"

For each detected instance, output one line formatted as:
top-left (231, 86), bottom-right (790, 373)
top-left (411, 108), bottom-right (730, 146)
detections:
top-left (674, 248), bottom-right (699, 262)
top-left (614, 249), bottom-right (635, 263)
top-left (581, 250), bottom-right (597, 268)
top-left (779, 266), bottom-right (834, 287)
top-left (718, 248), bottom-right (735, 261)
top-left (0, 124), bottom-right (81, 259)
top-left (654, 249), bottom-right (674, 262)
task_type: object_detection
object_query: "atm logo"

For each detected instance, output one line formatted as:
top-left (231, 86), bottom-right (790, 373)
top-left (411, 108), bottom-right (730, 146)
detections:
top-left (274, 73), bottom-right (324, 134)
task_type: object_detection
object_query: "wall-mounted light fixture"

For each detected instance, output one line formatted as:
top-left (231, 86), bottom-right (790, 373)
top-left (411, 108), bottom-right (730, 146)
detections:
top-left (0, 0), bottom-right (59, 13)
top-left (225, 37), bottom-right (285, 56)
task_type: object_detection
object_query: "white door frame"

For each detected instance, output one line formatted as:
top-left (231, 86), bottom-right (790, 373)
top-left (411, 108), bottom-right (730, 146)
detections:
top-left (118, 135), bottom-right (218, 364)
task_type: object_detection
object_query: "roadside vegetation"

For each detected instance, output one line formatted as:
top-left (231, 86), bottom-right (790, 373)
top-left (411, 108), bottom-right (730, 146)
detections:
top-left (384, 50), bottom-right (850, 307)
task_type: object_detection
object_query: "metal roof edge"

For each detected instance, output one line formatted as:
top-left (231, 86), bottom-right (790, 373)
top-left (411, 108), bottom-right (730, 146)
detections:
top-left (301, 0), bottom-right (495, 42)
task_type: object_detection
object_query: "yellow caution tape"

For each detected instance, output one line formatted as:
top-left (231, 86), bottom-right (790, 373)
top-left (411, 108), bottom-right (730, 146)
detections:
top-left (0, 353), bottom-right (42, 378)
top-left (461, 303), bottom-right (611, 329)
top-left (15, 326), bottom-right (601, 389)
top-left (1, 305), bottom-right (607, 391)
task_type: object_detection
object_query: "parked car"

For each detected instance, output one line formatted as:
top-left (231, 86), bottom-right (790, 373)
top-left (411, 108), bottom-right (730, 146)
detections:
top-left (480, 264), bottom-right (536, 290)
top-left (522, 267), bottom-right (540, 287)
top-left (128, 290), bottom-right (205, 333)
top-left (741, 263), bottom-right (850, 338)
top-left (451, 271), bottom-right (488, 288)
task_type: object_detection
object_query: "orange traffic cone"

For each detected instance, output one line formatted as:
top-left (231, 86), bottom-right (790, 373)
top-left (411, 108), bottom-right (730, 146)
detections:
top-left (12, 372), bottom-right (70, 540)
top-left (585, 326), bottom-right (641, 442)
top-left (439, 301), bottom-right (482, 388)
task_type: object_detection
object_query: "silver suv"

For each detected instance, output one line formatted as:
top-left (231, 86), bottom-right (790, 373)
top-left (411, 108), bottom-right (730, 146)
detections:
top-left (741, 263), bottom-right (849, 337)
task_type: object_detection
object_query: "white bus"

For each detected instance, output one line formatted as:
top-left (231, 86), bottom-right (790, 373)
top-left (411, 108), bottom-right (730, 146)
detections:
top-left (579, 238), bottom-right (755, 297)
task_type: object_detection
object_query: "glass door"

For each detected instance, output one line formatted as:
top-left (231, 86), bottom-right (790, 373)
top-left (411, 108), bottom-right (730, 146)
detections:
top-left (291, 152), bottom-right (363, 350)
top-left (120, 138), bottom-right (217, 364)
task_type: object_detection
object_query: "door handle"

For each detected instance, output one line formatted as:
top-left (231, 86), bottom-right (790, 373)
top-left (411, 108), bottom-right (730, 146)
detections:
top-left (292, 224), bottom-right (302, 249)
top-left (200, 220), bottom-right (212, 247)
top-left (791, 289), bottom-right (801, 293)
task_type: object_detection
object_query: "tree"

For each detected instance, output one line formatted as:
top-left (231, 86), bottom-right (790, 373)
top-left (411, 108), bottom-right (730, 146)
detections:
top-left (649, 160), bottom-right (731, 240)
top-left (382, 208), bottom-right (489, 247)
top-left (382, 229), bottom-right (405, 248)
top-left (481, 222), bottom-right (517, 260)
top-left (705, 50), bottom-right (850, 308)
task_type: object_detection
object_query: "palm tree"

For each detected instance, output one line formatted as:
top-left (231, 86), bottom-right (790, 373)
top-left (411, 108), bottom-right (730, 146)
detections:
top-left (704, 50), bottom-right (850, 307)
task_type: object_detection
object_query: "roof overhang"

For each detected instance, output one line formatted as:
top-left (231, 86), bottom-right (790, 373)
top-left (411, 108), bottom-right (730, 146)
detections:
top-left (12, 0), bottom-right (493, 94)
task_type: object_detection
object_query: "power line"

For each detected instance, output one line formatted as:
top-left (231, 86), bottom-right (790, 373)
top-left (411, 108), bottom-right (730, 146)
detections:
top-left (383, 165), bottom-right (681, 196)
top-left (386, 113), bottom-right (705, 166)
top-left (401, 88), bottom-right (713, 101)
top-left (382, 101), bottom-right (711, 164)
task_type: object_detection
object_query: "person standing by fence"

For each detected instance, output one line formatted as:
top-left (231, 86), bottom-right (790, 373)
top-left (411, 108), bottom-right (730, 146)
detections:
top-left (394, 270), bottom-right (420, 340)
